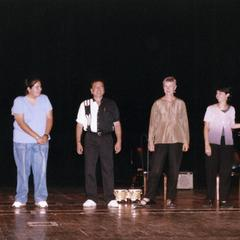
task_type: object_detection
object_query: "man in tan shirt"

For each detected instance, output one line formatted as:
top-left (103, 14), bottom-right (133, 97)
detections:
top-left (141, 76), bottom-right (189, 208)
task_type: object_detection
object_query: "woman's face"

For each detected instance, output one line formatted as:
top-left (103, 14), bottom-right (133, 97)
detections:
top-left (163, 81), bottom-right (177, 96)
top-left (216, 90), bottom-right (229, 103)
top-left (27, 81), bottom-right (42, 98)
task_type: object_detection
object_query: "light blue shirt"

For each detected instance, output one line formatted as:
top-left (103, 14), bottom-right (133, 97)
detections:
top-left (12, 94), bottom-right (52, 143)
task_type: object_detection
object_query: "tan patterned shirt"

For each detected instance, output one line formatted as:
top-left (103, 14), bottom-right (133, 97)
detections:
top-left (148, 97), bottom-right (190, 145)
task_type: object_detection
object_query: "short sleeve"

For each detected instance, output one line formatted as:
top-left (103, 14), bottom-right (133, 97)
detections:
top-left (204, 106), bottom-right (212, 122)
top-left (112, 101), bottom-right (120, 122)
top-left (76, 102), bottom-right (87, 128)
top-left (11, 97), bottom-right (24, 115)
top-left (43, 95), bottom-right (53, 112)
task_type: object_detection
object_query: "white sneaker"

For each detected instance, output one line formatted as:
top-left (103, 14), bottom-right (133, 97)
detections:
top-left (107, 200), bottom-right (119, 208)
top-left (35, 201), bottom-right (48, 208)
top-left (12, 201), bottom-right (26, 208)
top-left (83, 199), bottom-right (97, 207)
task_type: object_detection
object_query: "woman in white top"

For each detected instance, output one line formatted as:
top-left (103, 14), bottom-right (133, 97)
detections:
top-left (204, 87), bottom-right (240, 208)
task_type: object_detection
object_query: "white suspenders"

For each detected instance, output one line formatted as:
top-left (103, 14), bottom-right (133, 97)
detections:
top-left (84, 99), bottom-right (91, 131)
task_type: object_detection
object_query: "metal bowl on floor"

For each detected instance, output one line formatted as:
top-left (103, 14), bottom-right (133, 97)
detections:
top-left (114, 189), bottom-right (128, 202)
top-left (128, 189), bottom-right (142, 202)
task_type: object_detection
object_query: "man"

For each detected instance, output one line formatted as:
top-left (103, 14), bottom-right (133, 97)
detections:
top-left (141, 76), bottom-right (189, 208)
top-left (76, 79), bottom-right (122, 208)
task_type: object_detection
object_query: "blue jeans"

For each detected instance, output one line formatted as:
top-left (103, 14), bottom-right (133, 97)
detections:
top-left (13, 142), bottom-right (49, 203)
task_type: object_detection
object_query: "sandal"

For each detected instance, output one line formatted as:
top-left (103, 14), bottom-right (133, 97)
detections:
top-left (140, 198), bottom-right (151, 206)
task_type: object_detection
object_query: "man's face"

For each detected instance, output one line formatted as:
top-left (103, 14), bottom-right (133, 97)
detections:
top-left (91, 81), bottom-right (105, 98)
top-left (163, 81), bottom-right (176, 95)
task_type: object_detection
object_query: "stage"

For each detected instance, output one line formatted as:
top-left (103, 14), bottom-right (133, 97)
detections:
top-left (1, 187), bottom-right (240, 240)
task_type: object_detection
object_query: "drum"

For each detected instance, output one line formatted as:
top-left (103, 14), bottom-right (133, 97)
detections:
top-left (128, 189), bottom-right (142, 202)
top-left (114, 189), bottom-right (128, 202)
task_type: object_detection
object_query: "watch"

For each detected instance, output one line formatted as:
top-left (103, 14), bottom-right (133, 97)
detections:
top-left (44, 134), bottom-right (50, 140)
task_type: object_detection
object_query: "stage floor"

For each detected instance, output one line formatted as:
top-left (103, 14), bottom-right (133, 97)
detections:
top-left (1, 187), bottom-right (240, 240)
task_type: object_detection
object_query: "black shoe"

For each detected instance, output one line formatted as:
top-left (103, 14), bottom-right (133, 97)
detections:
top-left (134, 198), bottom-right (155, 208)
top-left (166, 199), bottom-right (176, 209)
top-left (220, 201), bottom-right (233, 209)
top-left (139, 198), bottom-right (156, 206)
top-left (202, 200), bottom-right (213, 208)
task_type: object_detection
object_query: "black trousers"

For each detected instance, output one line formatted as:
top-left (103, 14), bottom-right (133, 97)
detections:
top-left (84, 132), bottom-right (114, 203)
top-left (145, 143), bottom-right (183, 201)
top-left (205, 141), bottom-right (234, 201)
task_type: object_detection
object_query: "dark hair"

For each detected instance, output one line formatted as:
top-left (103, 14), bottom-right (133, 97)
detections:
top-left (25, 77), bottom-right (42, 94)
top-left (217, 87), bottom-right (231, 95)
top-left (90, 79), bottom-right (105, 88)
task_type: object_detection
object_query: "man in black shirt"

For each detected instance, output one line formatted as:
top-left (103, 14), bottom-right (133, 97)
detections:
top-left (76, 79), bottom-right (122, 207)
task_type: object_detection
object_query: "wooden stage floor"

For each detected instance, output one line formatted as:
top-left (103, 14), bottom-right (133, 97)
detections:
top-left (1, 187), bottom-right (240, 240)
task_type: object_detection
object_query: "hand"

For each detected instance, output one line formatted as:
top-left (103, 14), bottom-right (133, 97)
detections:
top-left (205, 144), bottom-right (211, 156)
top-left (41, 134), bottom-right (49, 144)
top-left (36, 135), bottom-right (48, 144)
top-left (148, 142), bottom-right (155, 152)
top-left (182, 143), bottom-right (189, 152)
top-left (114, 141), bottom-right (121, 154)
top-left (77, 142), bottom-right (84, 155)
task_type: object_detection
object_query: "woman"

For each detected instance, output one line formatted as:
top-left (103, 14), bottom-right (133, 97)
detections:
top-left (11, 77), bottom-right (53, 208)
top-left (141, 76), bottom-right (190, 208)
top-left (204, 87), bottom-right (240, 208)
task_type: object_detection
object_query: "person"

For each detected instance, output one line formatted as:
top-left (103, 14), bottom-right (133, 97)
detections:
top-left (203, 87), bottom-right (240, 208)
top-left (140, 76), bottom-right (190, 208)
top-left (11, 77), bottom-right (53, 208)
top-left (76, 79), bottom-right (122, 208)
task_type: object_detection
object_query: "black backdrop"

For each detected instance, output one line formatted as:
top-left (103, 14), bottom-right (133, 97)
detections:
top-left (1, 0), bottom-right (240, 188)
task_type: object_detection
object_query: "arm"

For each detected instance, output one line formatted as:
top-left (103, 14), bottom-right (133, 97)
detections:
top-left (148, 103), bottom-right (156, 152)
top-left (76, 101), bottom-right (87, 155)
top-left (230, 107), bottom-right (240, 129)
top-left (44, 110), bottom-right (53, 135)
top-left (114, 121), bottom-right (122, 154)
top-left (39, 110), bottom-right (53, 144)
top-left (181, 102), bottom-right (190, 152)
top-left (232, 123), bottom-right (240, 129)
top-left (204, 121), bottom-right (211, 156)
top-left (14, 113), bottom-right (41, 142)
top-left (76, 123), bottom-right (84, 155)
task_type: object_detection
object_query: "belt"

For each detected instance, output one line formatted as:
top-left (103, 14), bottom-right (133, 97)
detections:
top-left (88, 131), bottom-right (112, 136)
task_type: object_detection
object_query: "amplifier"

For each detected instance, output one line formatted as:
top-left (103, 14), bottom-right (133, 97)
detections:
top-left (177, 171), bottom-right (193, 189)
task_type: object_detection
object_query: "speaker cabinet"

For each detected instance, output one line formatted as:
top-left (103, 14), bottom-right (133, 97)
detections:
top-left (177, 171), bottom-right (193, 189)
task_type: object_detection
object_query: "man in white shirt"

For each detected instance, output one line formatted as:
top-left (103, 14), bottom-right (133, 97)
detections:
top-left (76, 79), bottom-right (122, 208)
